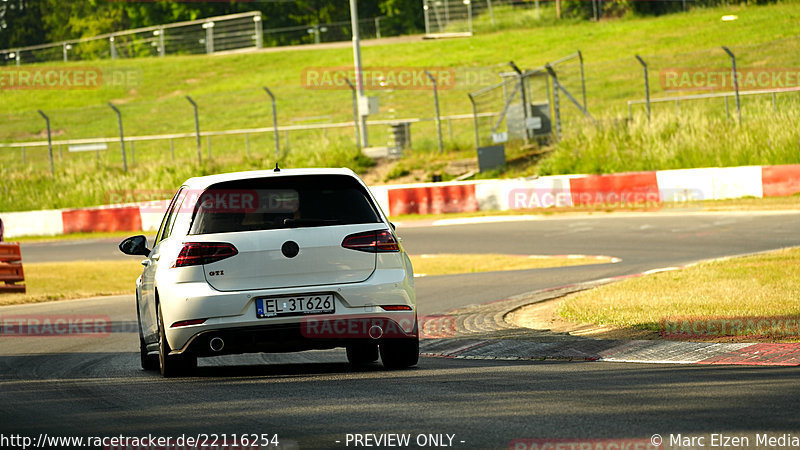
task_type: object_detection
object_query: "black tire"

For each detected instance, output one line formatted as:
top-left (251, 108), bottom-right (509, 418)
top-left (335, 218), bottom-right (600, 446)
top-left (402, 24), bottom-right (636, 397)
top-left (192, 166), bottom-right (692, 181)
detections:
top-left (157, 304), bottom-right (196, 378)
top-left (346, 343), bottom-right (379, 365)
top-left (136, 297), bottom-right (159, 371)
top-left (140, 335), bottom-right (159, 371)
top-left (380, 337), bottom-right (419, 369)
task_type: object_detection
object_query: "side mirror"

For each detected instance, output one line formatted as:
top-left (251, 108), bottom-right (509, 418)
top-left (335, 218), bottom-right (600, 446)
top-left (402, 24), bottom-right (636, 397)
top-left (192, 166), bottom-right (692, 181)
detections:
top-left (119, 235), bottom-right (150, 256)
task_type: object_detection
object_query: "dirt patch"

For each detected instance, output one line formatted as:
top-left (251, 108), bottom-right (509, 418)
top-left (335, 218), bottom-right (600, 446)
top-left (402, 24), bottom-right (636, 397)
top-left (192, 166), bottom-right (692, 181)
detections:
top-left (360, 157), bottom-right (477, 185)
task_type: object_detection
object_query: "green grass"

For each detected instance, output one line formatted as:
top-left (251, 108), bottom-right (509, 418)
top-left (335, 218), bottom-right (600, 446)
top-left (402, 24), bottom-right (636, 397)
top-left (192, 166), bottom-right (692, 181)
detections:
top-left (2, 1), bottom-right (800, 211)
top-left (557, 247), bottom-right (800, 340)
top-left (0, 260), bottom-right (143, 306)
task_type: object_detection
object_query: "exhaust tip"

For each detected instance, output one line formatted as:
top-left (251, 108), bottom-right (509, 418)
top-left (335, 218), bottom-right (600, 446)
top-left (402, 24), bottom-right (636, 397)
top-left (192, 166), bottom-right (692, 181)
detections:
top-left (368, 325), bottom-right (384, 340)
top-left (209, 336), bottom-right (225, 352)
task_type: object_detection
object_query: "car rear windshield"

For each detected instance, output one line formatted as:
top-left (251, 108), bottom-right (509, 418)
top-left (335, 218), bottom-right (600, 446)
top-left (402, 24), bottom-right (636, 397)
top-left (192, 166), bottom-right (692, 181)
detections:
top-left (189, 174), bottom-right (382, 234)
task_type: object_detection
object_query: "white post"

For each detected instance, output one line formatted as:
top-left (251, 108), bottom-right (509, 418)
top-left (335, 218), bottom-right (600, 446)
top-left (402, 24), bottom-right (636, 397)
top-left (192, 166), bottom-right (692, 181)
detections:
top-left (350, 0), bottom-right (369, 147)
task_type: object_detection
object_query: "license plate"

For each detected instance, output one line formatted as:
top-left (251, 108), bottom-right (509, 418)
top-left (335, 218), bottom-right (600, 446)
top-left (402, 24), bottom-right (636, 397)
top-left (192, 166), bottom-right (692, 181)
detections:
top-left (256, 294), bottom-right (335, 318)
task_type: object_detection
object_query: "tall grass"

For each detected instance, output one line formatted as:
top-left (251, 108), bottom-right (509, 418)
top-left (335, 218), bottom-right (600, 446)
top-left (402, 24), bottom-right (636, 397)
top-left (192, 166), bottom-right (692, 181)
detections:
top-left (539, 103), bottom-right (800, 175)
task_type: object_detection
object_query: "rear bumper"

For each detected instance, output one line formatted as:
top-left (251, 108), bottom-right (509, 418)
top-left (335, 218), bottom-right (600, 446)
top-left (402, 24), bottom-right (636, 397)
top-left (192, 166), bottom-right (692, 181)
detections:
top-left (159, 270), bottom-right (416, 352)
top-left (178, 317), bottom-right (418, 357)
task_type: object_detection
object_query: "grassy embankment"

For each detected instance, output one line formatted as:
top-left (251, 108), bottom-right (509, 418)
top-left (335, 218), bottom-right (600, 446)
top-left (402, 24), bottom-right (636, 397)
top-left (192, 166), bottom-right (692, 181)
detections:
top-left (1, 2), bottom-right (800, 212)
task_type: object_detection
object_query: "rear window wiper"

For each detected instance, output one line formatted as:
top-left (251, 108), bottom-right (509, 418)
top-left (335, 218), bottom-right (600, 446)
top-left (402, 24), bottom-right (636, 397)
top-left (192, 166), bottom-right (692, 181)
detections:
top-left (283, 218), bottom-right (341, 228)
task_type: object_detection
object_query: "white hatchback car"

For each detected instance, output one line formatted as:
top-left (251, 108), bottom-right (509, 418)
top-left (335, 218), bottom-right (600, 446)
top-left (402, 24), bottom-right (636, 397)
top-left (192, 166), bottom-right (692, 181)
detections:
top-left (120, 168), bottom-right (418, 377)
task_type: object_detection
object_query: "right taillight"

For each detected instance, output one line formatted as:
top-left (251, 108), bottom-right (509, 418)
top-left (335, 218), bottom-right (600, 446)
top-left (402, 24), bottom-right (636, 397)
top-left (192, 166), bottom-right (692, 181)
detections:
top-left (172, 242), bottom-right (238, 268)
top-left (342, 230), bottom-right (399, 253)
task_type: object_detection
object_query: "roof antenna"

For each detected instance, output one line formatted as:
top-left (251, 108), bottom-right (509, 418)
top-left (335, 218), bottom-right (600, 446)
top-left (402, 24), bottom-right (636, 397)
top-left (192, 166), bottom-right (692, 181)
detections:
top-left (274, 163), bottom-right (280, 172)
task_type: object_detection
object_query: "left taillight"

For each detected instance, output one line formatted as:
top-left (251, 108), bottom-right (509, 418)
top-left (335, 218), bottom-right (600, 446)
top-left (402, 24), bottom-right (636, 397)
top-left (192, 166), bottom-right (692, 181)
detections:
top-left (342, 230), bottom-right (400, 253)
top-left (172, 242), bottom-right (238, 268)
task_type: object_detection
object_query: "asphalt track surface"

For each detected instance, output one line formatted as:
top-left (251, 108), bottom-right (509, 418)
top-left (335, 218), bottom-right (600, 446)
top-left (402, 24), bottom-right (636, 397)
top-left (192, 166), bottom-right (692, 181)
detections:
top-left (4, 211), bottom-right (800, 449)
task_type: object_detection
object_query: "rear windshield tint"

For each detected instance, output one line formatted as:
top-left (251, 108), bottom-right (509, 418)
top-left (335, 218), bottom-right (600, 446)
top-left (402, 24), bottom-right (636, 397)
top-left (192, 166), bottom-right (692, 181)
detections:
top-left (189, 175), bottom-right (382, 234)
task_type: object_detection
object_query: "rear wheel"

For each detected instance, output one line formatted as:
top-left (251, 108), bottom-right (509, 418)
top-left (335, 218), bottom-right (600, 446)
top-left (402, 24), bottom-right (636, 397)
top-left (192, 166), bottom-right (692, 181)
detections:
top-left (136, 298), bottom-right (158, 371)
top-left (380, 338), bottom-right (419, 369)
top-left (157, 304), bottom-right (196, 377)
top-left (346, 343), bottom-right (379, 365)
top-left (140, 335), bottom-right (159, 371)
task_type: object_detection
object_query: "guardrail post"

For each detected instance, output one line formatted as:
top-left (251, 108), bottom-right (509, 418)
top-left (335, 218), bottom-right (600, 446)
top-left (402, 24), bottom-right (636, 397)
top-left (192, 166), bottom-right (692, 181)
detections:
top-left (110, 36), bottom-right (117, 60)
top-left (345, 79), bottom-right (362, 151)
top-left (156, 28), bottom-right (166, 57)
top-left (254, 15), bottom-right (263, 49)
top-left (186, 96), bottom-right (202, 164)
top-left (722, 46), bottom-right (741, 125)
top-left (108, 103), bottom-right (128, 172)
top-left (263, 87), bottom-right (280, 160)
top-left (203, 22), bottom-right (215, 54)
top-left (425, 70), bottom-right (444, 153)
top-left (37, 110), bottom-right (55, 175)
top-left (635, 54), bottom-right (651, 122)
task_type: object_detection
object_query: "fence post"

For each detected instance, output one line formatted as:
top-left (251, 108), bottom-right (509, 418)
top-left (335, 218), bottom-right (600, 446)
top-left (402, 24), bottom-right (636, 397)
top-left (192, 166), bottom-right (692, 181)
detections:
top-left (21, 147), bottom-right (26, 165)
top-left (110, 36), bottom-right (117, 60)
top-left (375, 17), bottom-right (382, 39)
top-left (108, 103), bottom-right (128, 172)
top-left (487, 0), bottom-right (495, 26)
top-left (245, 133), bottom-right (250, 156)
top-left (206, 136), bottom-right (211, 159)
top-left (544, 67), bottom-right (562, 142)
top-left (721, 46), bottom-right (741, 125)
top-left (170, 138), bottom-right (175, 160)
top-left (263, 87), bottom-right (280, 160)
top-left (37, 111), bottom-right (53, 174)
top-left (468, 93), bottom-right (480, 150)
top-left (186, 96), bottom-right (202, 164)
top-left (62, 43), bottom-right (69, 62)
top-left (635, 54), bottom-right (651, 122)
top-left (578, 50), bottom-right (587, 113)
top-left (130, 141), bottom-right (135, 165)
top-left (425, 71), bottom-right (444, 153)
top-left (509, 61), bottom-right (529, 144)
top-left (345, 79), bottom-right (362, 151)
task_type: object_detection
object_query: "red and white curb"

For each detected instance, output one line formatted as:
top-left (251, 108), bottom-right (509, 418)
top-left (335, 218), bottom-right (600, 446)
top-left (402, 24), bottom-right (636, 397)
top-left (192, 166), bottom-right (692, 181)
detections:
top-left (2, 163), bottom-right (800, 238)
